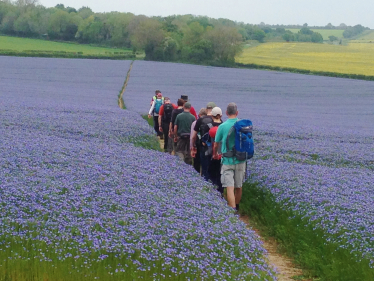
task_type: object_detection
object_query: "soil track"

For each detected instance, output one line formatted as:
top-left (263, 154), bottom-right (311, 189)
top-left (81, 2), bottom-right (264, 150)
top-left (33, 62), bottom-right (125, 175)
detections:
top-left (156, 139), bottom-right (307, 281)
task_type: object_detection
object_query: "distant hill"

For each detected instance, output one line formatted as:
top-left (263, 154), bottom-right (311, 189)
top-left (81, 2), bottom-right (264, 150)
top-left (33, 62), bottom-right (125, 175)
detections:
top-left (286, 29), bottom-right (345, 40)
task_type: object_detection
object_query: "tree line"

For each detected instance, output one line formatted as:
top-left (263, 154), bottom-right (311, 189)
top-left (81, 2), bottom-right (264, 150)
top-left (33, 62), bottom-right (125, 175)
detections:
top-left (0, 1), bottom-right (369, 64)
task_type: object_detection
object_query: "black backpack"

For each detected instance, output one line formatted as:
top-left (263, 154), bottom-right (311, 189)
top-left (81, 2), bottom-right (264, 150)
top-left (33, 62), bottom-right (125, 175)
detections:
top-left (199, 116), bottom-right (213, 146)
top-left (162, 103), bottom-right (173, 123)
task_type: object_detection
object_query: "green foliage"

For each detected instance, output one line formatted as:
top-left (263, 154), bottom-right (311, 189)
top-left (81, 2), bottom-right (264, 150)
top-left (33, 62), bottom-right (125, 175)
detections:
top-left (328, 35), bottom-right (338, 42)
top-left (240, 182), bottom-right (374, 281)
top-left (343, 24), bottom-right (367, 38)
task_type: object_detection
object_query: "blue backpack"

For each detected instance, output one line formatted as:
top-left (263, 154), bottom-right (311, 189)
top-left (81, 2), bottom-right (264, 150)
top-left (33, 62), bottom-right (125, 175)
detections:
top-left (154, 99), bottom-right (164, 114)
top-left (223, 119), bottom-right (254, 161)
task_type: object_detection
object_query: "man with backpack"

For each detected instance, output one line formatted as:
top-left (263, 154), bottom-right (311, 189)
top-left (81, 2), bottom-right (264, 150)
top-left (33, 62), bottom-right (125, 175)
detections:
top-left (148, 92), bottom-right (164, 139)
top-left (174, 102), bottom-right (196, 164)
top-left (158, 97), bottom-right (177, 153)
top-left (191, 102), bottom-right (216, 181)
top-left (213, 103), bottom-right (254, 212)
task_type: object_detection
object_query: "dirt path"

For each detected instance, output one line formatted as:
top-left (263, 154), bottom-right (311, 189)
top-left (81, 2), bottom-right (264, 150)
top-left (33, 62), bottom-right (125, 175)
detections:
top-left (240, 216), bottom-right (306, 281)
top-left (157, 138), bottom-right (306, 281)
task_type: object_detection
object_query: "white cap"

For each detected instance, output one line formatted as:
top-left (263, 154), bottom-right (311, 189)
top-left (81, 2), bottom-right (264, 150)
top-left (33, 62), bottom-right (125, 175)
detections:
top-left (211, 107), bottom-right (222, 117)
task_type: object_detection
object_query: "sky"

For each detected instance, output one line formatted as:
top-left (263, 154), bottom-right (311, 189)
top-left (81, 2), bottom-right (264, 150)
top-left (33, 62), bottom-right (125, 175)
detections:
top-left (39, 0), bottom-right (374, 28)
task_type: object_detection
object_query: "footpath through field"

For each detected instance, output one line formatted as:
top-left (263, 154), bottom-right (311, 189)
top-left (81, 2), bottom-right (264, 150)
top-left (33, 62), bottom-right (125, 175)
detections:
top-left (156, 140), bottom-right (306, 281)
top-left (122, 60), bottom-right (307, 280)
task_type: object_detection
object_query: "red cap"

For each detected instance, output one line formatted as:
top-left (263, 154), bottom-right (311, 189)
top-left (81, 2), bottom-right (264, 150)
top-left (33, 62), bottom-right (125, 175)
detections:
top-left (209, 126), bottom-right (218, 138)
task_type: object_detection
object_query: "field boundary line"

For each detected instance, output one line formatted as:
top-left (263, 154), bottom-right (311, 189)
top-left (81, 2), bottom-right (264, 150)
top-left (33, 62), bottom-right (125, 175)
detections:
top-left (236, 62), bottom-right (374, 81)
top-left (118, 60), bottom-right (134, 109)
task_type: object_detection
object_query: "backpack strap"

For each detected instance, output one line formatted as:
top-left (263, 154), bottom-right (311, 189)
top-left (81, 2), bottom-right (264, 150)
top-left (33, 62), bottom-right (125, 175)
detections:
top-left (223, 126), bottom-right (236, 158)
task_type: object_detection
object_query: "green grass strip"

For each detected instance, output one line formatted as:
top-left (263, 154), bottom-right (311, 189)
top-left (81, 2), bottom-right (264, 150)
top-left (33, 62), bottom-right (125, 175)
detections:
top-left (0, 50), bottom-right (135, 60)
top-left (240, 182), bottom-right (374, 281)
top-left (236, 62), bottom-right (374, 81)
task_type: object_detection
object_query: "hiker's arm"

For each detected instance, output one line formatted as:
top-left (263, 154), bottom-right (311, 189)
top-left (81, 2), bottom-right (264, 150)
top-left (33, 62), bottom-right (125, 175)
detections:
top-left (158, 115), bottom-right (162, 132)
top-left (213, 142), bottom-right (219, 159)
top-left (191, 130), bottom-right (198, 148)
top-left (148, 101), bottom-right (155, 117)
top-left (173, 125), bottom-right (178, 141)
top-left (169, 122), bottom-right (173, 137)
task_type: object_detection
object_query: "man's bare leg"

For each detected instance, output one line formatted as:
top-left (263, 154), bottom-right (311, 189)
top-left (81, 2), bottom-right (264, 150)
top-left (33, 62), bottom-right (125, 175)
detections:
top-left (226, 186), bottom-right (236, 208)
top-left (235, 187), bottom-right (242, 205)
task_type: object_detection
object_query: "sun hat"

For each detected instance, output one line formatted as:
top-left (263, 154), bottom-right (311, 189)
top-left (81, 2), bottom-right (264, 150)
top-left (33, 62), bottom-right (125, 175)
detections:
top-left (181, 95), bottom-right (188, 101)
top-left (206, 102), bottom-right (217, 109)
top-left (211, 106), bottom-right (222, 117)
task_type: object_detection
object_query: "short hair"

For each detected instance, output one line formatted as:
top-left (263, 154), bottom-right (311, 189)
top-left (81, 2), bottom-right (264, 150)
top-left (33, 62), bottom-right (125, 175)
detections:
top-left (227, 102), bottom-right (238, 115)
top-left (184, 102), bottom-right (191, 109)
top-left (164, 97), bottom-right (170, 101)
top-left (198, 108), bottom-right (207, 116)
top-left (155, 90), bottom-right (161, 94)
top-left (177, 98), bottom-right (185, 106)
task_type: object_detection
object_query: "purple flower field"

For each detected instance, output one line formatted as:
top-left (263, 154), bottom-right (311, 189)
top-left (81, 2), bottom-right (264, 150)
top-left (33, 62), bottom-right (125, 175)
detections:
top-left (124, 61), bottom-right (374, 267)
top-left (0, 57), bottom-right (275, 280)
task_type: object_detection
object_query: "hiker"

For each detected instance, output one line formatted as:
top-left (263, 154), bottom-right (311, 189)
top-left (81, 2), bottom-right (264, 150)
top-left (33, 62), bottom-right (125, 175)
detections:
top-left (213, 103), bottom-right (247, 211)
top-left (169, 98), bottom-right (186, 153)
top-left (191, 102), bottom-right (216, 181)
top-left (180, 95), bottom-right (197, 119)
top-left (174, 102), bottom-right (196, 164)
top-left (158, 97), bottom-right (177, 153)
top-left (207, 107), bottom-right (223, 195)
top-left (190, 108), bottom-right (207, 174)
top-left (148, 92), bottom-right (164, 139)
top-left (150, 90), bottom-right (161, 106)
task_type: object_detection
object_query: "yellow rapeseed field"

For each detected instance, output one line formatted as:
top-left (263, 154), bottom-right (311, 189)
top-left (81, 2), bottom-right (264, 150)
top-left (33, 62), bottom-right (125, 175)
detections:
top-left (236, 42), bottom-right (374, 76)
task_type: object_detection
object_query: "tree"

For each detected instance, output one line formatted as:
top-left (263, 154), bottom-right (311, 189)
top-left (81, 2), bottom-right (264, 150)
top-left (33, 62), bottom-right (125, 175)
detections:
top-left (282, 32), bottom-right (294, 42)
top-left (325, 23), bottom-right (334, 29)
top-left (252, 29), bottom-right (265, 42)
top-left (329, 35), bottom-right (338, 42)
top-left (205, 26), bottom-right (243, 64)
top-left (129, 18), bottom-right (165, 60)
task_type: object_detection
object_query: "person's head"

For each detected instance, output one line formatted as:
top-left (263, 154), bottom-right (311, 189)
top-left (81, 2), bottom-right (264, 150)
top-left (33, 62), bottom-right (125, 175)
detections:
top-left (226, 102), bottom-right (238, 118)
top-left (198, 108), bottom-right (207, 117)
top-left (164, 97), bottom-right (171, 104)
top-left (206, 102), bottom-right (216, 115)
top-left (211, 107), bottom-right (222, 121)
top-left (177, 98), bottom-right (185, 107)
top-left (155, 90), bottom-right (161, 94)
top-left (157, 93), bottom-right (163, 99)
top-left (183, 102), bottom-right (191, 112)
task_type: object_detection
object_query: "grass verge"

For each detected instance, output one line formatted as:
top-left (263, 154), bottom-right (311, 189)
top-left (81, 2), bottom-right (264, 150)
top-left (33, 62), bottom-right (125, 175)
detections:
top-left (236, 62), bottom-right (374, 81)
top-left (240, 182), bottom-right (374, 281)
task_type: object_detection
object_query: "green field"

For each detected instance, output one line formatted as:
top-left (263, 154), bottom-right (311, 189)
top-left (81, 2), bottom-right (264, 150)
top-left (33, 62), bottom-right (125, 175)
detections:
top-left (0, 35), bottom-right (132, 55)
top-left (286, 29), bottom-right (345, 40)
top-left (350, 30), bottom-right (374, 43)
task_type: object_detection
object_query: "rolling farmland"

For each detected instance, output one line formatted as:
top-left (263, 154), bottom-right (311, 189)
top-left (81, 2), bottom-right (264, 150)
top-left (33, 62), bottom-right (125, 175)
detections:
top-left (0, 35), bottom-right (132, 55)
top-left (236, 42), bottom-right (374, 76)
top-left (125, 61), bottom-right (374, 279)
top-left (0, 57), bottom-right (275, 280)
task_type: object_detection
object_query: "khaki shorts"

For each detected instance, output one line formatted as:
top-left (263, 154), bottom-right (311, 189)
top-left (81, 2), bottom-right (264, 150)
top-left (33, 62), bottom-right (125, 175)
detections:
top-left (221, 162), bottom-right (246, 188)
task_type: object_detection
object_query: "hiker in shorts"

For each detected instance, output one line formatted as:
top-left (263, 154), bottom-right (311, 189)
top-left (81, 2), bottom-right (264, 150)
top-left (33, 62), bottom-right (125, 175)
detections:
top-left (169, 98), bottom-right (186, 153)
top-left (213, 102), bottom-right (245, 211)
top-left (148, 92), bottom-right (164, 139)
top-left (208, 107), bottom-right (223, 195)
top-left (191, 102), bottom-right (216, 181)
top-left (174, 102), bottom-right (196, 164)
top-left (158, 97), bottom-right (177, 153)
top-left (190, 108), bottom-right (207, 174)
